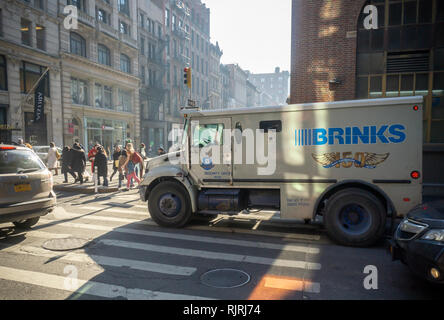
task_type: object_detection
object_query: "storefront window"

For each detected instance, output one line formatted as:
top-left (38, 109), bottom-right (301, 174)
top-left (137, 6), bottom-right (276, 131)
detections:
top-left (86, 118), bottom-right (127, 152)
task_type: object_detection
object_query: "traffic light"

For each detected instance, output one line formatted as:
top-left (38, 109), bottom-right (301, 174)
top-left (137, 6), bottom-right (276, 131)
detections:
top-left (184, 67), bottom-right (192, 89)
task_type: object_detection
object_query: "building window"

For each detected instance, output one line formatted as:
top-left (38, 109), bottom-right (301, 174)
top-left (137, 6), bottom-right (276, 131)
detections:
top-left (0, 9), bottom-right (3, 37)
top-left (104, 85), bottom-right (112, 109)
top-left (98, 44), bottom-right (111, 66)
top-left (96, 8), bottom-right (109, 24)
top-left (71, 78), bottom-right (88, 105)
top-left (36, 25), bottom-right (45, 51)
top-left (94, 84), bottom-right (113, 109)
top-left (139, 13), bottom-right (144, 28)
top-left (0, 55), bottom-right (7, 91)
top-left (20, 62), bottom-right (50, 97)
top-left (140, 37), bottom-right (145, 55)
top-left (141, 66), bottom-right (145, 84)
top-left (118, 89), bottom-right (132, 112)
top-left (21, 19), bottom-right (32, 46)
top-left (70, 32), bottom-right (86, 57)
top-left (68, 0), bottom-right (86, 13)
top-left (120, 54), bottom-right (131, 73)
top-left (119, 20), bottom-right (130, 35)
top-left (165, 9), bottom-right (170, 27)
top-left (118, 0), bottom-right (129, 16)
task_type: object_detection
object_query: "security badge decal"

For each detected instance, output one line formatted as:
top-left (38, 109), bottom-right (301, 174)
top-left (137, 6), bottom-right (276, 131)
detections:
top-left (201, 157), bottom-right (215, 170)
top-left (312, 152), bottom-right (390, 169)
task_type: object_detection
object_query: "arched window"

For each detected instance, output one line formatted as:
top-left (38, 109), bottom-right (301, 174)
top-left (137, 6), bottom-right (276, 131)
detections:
top-left (120, 54), bottom-right (131, 73)
top-left (98, 44), bottom-right (111, 66)
top-left (356, 0), bottom-right (444, 143)
top-left (70, 32), bottom-right (86, 57)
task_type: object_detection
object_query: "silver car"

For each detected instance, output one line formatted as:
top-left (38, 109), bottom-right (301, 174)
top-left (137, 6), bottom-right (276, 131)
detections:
top-left (0, 145), bottom-right (57, 228)
top-left (32, 145), bottom-right (62, 163)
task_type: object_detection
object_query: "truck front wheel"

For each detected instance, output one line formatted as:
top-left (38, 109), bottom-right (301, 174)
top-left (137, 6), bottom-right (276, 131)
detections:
top-left (148, 181), bottom-right (192, 228)
top-left (324, 188), bottom-right (386, 247)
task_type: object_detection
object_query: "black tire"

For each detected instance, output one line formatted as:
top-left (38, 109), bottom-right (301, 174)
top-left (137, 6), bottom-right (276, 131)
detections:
top-left (148, 181), bottom-right (192, 228)
top-left (13, 217), bottom-right (40, 229)
top-left (324, 188), bottom-right (386, 247)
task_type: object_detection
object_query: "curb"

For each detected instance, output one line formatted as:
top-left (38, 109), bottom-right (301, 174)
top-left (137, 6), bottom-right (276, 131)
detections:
top-left (53, 184), bottom-right (119, 194)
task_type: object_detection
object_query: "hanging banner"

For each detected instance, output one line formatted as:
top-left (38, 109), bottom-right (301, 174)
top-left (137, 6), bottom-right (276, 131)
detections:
top-left (34, 79), bottom-right (45, 123)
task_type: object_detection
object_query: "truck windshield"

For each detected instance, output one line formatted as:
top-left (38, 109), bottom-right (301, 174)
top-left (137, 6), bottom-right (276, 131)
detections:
top-left (181, 118), bottom-right (189, 147)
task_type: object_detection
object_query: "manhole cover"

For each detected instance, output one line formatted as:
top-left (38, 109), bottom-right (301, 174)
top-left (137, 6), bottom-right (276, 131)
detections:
top-left (200, 269), bottom-right (250, 289)
top-left (42, 238), bottom-right (90, 251)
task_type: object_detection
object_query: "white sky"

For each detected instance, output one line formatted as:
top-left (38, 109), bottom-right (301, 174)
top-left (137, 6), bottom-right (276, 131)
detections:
top-left (203, 0), bottom-right (292, 74)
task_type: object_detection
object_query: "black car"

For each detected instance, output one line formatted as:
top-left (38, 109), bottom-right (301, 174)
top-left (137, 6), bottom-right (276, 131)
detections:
top-left (390, 200), bottom-right (444, 284)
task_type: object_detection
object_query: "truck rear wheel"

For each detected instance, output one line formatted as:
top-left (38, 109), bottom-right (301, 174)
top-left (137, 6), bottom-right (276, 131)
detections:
top-left (148, 181), bottom-right (192, 228)
top-left (324, 188), bottom-right (386, 247)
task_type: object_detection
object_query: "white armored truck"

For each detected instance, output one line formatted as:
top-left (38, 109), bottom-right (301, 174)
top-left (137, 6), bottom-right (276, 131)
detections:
top-left (139, 96), bottom-right (423, 246)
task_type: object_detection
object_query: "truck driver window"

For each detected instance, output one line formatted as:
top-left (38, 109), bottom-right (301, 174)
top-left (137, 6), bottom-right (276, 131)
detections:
top-left (192, 123), bottom-right (224, 148)
top-left (259, 120), bottom-right (282, 133)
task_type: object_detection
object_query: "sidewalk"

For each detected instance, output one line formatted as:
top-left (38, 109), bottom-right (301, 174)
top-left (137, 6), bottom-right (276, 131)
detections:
top-left (52, 161), bottom-right (139, 194)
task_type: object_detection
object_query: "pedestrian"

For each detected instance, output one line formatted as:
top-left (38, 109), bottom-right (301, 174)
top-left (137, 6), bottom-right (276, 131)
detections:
top-left (88, 143), bottom-right (99, 173)
top-left (122, 143), bottom-right (143, 189)
top-left (157, 146), bottom-right (166, 156)
top-left (71, 143), bottom-right (86, 184)
top-left (140, 143), bottom-right (147, 159)
top-left (47, 142), bottom-right (60, 176)
top-left (118, 150), bottom-right (128, 189)
top-left (17, 138), bottom-right (26, 147)
top-left (61, 146), bottom-right (77, 183)
top-left (94, 146), bottom-right (108, 186)
top-left (74, 139), bottom-right (90, 182)
top-left (110, 145), bottom-right (121, 182)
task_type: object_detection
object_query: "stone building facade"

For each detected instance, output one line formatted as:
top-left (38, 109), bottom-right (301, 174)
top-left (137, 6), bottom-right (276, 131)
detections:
top-left (0, 0), bottom-right (63, 146)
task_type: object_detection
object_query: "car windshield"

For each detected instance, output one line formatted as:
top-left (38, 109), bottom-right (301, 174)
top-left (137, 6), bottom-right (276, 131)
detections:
top-left (0, 149), bottom-right (46, 174)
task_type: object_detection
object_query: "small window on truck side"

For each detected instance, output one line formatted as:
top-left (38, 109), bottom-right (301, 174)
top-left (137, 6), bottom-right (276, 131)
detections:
top-left (259, 120), bottom-right (282, 133)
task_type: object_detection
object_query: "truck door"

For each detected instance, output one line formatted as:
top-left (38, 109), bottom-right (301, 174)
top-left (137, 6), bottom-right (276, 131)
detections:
top-left (190, 118), bottom-right (232, 185)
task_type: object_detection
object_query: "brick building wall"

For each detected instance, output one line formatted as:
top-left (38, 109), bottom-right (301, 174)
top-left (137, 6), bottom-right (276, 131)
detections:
top-left (290, 0), bottom-right (367, 104)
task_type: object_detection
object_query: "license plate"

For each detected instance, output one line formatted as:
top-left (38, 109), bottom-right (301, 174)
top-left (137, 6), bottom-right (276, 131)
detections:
top-left (14, 183), bottom-right (31, 192)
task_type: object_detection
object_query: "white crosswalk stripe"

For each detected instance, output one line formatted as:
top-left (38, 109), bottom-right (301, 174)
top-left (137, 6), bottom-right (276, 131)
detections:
top-left (0, 243), bottom-right (197, 276)
top-left (0, 266), bottom-right (211, 300)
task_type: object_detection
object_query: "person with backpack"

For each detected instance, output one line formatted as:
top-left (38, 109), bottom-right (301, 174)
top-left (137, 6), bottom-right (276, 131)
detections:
top-left (122, 143), bottom-right (143, 189)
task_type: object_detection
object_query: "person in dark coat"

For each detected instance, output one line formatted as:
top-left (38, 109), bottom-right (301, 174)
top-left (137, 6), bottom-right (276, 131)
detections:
top-left (110, 145), bottom-right (121, 182)
top-left (94, 146), bottom-right (108, 186)
top-left (71, 143), bottom-right (86, 184)
top-left (61, 146), bottom-right (76, 183)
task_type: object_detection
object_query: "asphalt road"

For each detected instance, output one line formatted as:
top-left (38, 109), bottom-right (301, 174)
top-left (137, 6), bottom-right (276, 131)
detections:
top-left (0, 190), bottom-right (441, 300)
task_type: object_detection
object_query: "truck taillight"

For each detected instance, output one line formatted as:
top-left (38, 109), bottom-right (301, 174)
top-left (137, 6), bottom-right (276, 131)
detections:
top-left (411, 171), bottom-right (420, 179)
top-left (413, 105), bottom-right (419, 111)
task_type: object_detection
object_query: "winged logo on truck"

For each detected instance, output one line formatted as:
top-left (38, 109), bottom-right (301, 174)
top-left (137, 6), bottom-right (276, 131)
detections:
top-left (312, 152), bottom-right (390, 169)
